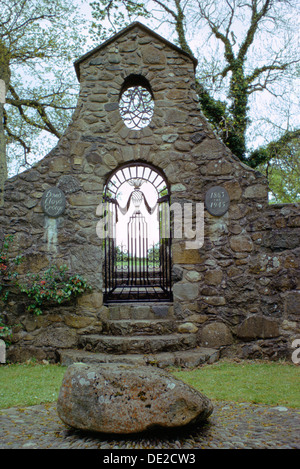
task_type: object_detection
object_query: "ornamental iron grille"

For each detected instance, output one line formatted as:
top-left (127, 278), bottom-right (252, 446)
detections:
top-left (103, 163), bottom-right (172, 303)
top-left (118, 75), bottom-right (154, 130)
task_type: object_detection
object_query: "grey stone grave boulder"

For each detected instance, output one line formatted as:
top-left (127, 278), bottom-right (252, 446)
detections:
top-left (57, 363), bottom-right (213, 434)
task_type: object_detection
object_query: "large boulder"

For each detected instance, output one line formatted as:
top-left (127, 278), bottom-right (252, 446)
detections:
top-left (57, 363), bottom-right (213, 434)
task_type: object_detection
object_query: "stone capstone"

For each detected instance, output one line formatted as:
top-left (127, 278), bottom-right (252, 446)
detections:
top-left (57, 363), bottom-right (213, 434)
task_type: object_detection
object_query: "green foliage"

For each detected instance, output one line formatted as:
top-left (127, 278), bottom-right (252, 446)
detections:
top-left (197, 83), bottom-right (248, 162)
top-left (1, 0), bottom-right (86, 172)
top-left (115, 245), bottom-right (128, 263)
top-left (266, 166), bottom-right (300, 204)
top-left (19, 264), bottom-right (92, 316)
top-left (0, 234), bottom-right (23, 301)
top-left (90, 0), bottom-right (150, 42)
top-left (0, 314), bottom-right (12, 344)
top-left (248, 130), bottom-right (300, 203)
top-left (147, 242), bottom-right (159, 263)
top-left (197, 86), bottom-right (227, 126)
top-left (196, 80), bottom-right (230, 132)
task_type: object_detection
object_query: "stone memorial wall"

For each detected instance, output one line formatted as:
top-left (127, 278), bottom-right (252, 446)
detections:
top-left (0, 22), bottom-right (299, 363)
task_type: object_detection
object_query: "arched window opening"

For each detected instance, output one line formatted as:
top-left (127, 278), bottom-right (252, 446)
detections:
top-left (119, 75), bottom-right (154, 130)
top-left (103, 163), bottom-right (172, 303)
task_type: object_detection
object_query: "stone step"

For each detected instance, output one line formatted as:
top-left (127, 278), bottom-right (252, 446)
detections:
top-left (106, 290), bottom-right (172, 303)
top-left (102, 319), bottom-right (176, 336)
top-left (79, 333), bottom-right (197, 355)
top-left (107, 303), bottom-right (173, 320)
top-left (58, 347), bottom-right (220, 369)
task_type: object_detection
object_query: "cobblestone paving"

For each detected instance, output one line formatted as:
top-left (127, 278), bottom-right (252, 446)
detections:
top-left (0, 401), bottom-right (299, 449)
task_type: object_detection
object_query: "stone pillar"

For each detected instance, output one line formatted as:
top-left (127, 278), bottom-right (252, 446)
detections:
top-left (0, 339), bottom-right (6, 364)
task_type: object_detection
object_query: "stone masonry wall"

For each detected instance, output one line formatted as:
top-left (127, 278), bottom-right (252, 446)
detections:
top-left (0, 23), bottom-right (299, 362)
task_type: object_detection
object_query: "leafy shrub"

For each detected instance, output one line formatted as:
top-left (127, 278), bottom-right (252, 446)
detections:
top-left (0, 234), bottom-right (23, 301)
top-left (19, 264), bottom-right (92, 316)
top-left (0, 315), bottom-right (12, 344)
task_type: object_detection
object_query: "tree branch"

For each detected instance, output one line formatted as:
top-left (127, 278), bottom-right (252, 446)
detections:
top-left (152, 0), bottom-right (178, 20)
top-left (3, 106), bottom-right (31, 156)
top-left (246, 58), bottom-right (300, 88)
top-left (196, 0), bottom-right (235, 65)
top-left (7, 84), bottom-right (62, 138)
top-left (237, 0), bottom-right (272, 62)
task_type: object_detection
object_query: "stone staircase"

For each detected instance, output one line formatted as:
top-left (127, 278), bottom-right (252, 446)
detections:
top-left (58, 303), bottom-right (219, 368)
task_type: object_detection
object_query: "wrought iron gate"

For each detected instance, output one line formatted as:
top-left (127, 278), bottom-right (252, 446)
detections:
top-left (103, 164), bottom-right (172, 303)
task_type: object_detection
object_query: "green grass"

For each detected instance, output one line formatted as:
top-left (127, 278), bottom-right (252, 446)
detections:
top-left (173, 359), bottom-right (300, 408)
top-left (0, 359), bottom-right (299, 410)
top-left (0, 362), bottom-right (66, 409)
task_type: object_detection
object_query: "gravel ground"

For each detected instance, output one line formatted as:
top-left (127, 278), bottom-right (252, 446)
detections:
top-left (0, 400), bottom-right (299, 450)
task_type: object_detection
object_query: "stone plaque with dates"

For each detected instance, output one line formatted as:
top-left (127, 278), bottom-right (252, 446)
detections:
top-left (205, 186), bottom-right (230, 216)
top-left (41, 187), bottom-right (66, 217)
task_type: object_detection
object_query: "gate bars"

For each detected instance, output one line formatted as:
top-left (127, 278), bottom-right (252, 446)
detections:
top-left (103, 164), bottom-right (172, 303)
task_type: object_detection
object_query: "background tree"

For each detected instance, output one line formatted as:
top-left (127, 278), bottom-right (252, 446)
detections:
top-left (90, 0), bottom-right (300, 201)
top-left (251, 129), bottom-right (300, 202)
top-left (0, 39), bottom-right (11, 206)
top-left (0, 0), bottom-right (86, 205)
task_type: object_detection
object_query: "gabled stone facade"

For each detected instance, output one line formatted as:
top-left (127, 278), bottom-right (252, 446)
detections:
top-left (0, 22), bottom-right (299, 364)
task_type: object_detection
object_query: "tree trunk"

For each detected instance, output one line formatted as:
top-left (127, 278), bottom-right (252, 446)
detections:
top-left (227, 63), bottom-right (249, 162)
top-left (0, 100), bottom-right (7, 207)
top-left (0, 42), bottom-right (11, 207)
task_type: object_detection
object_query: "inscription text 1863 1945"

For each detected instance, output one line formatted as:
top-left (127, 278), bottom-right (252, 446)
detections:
top-left (205, 186), bottom-right (230, 216)
top-left (41, 187), bottom-right (66, 217)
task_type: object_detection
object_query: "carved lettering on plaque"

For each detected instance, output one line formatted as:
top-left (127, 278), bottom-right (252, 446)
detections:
top-left (205, 186), bottom-right (230, 216)
top-left (41, 187), bottom-right (66, 218)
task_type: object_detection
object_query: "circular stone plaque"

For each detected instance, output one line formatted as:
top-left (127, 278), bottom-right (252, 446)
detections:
top-left (41, 187), bottom-right (66, 217)
top-left (205, 186), bottom-right (230, 216)
top-left (57, 175), bottom-right (80, 194)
